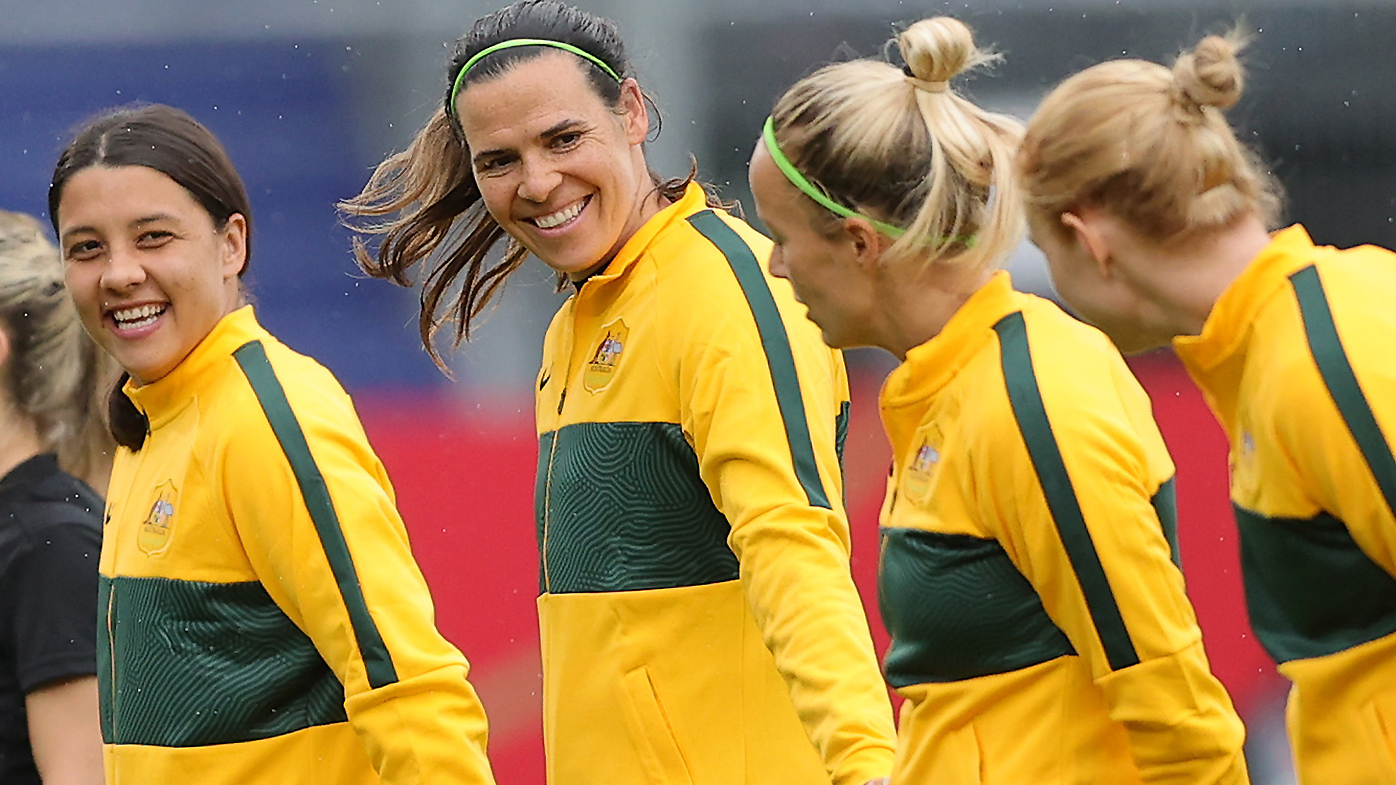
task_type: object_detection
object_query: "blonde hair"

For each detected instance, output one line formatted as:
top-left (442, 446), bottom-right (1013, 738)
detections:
top-left (0, 210), bottom-right (116, 487)
top-left (1018, 32), bottom-right (1282, 245)
top-left (767, 17), bottom-right (1024, 273)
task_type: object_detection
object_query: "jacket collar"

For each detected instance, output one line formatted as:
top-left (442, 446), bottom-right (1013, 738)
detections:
top-left (881, 270), bottom-right (1024, 408)
top-left (124, 305), bottom-right (269, 428)
top-left (1173, 224), bottom-right (1318, 373)
top-left (580, 182), bottom-right (711, 288)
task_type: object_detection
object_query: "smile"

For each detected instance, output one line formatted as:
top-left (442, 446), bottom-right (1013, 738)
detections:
top-left (528, 196), bottom-right (590, 230)
top-left (111, 303), bottom-right (168, 332)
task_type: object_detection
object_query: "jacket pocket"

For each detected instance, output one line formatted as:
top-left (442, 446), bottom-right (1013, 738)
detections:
top-left (1362, 689), bottom-right (1396, 778)
top-left (896, 722), bottom-right (982, 784)
top-left (951, 724), bottom-right (984, 785)
top-left (619, 667), bottom-right (695, 785)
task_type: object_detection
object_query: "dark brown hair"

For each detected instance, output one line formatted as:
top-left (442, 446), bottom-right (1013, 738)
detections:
top-left (340, 0), bottom-right (723, 369)
top-left (49, 103), bottom-right (254, 451)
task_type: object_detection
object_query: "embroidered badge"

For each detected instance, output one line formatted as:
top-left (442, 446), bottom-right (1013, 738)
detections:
top-left (584, 319), bottom-right (629, 393)
top-left (1230, 428), bottom-right (1261, 504)
top-left (902, 423), bottom-right (944, 503)
top-left (138, 480), bottom-right (178, 556)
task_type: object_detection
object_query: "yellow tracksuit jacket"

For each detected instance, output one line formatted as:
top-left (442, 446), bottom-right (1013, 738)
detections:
top-left (98, 306), bottom-right (493, 785)
top-left (1175, 224), bottom-right (1396, 785)
top-left (533, 183), bottom-right (896, 785)
top-left (880, 272), bottom-right (1247, 784)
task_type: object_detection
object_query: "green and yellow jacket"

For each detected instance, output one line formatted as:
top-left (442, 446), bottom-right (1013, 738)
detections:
top-left (99, 306), bottom-right (493, 785)
top-left (1175, 224), bottom-right (1396, 785)
top-left (879, 272), bottom-right (1248, 784)
top-left (533, 183), bottom-right (896, 785)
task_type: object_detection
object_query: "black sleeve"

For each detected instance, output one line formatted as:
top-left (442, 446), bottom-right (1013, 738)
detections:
top-left (4, 520), bottom-right (101, 693)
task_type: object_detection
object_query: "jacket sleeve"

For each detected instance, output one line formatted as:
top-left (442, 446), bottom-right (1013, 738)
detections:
top-left (673, 221), bottom-right (896, 785)
top-left (1271, 270), bottom-right (1396, 573)
top-left (981, 323), bottom-right (1248, 785)
top-left (221, 355), bottom-right (494, 785)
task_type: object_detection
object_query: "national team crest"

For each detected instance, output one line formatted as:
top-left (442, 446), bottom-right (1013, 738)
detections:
top-left (1230, 427), bottom-right (1260, 503)
top-left (138, 480), bottom-right (178, 556)
top-left (902, 423), bottom-right (944, 503)
top-left (584, 319), bottom-right (629, 392)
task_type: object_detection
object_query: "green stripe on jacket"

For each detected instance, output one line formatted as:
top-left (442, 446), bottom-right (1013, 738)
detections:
top-left (687, 210), bottom-right (832, 510)
top-left (1235, 265), bottom-right (1396, 663)
top-left (233, 340), bottom-right (397, 688)
top-left (993, 311), bottom-right (1141, 671)
top-left (1290, 264), bottom-right (1396, 520)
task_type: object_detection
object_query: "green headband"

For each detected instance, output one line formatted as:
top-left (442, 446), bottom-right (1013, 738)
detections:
top-left (762, 116), bottom-right (906, 238)
top-left (449, 38), bottom-right (623, 121)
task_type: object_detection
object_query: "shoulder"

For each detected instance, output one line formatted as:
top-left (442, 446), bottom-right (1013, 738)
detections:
top-left (651, 209), bottom-right (814, 337)
top-left (990, 296), bottom-right (1152, 442)
top-left (0, 462), bottom-right (102, 549)
top-left (1257, 245), bottom-right (1396, 429)
top-left (0, 493), bottom-right (102, 588)
top-left (227, 335), bottom-right (355, 415)
top-left (213, 334), bottom-right (369, 460)
top-left (649, 208), bottom-right (772, 292)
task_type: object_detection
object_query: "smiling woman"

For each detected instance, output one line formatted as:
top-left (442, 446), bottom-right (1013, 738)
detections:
top-left (340, 2), bottom-right (897, 783)
top-left (49, 104), bottom-right (496, 785)
top-left (58, 165), bottom-right (247, 387)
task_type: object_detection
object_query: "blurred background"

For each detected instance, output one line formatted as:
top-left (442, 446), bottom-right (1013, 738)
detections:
top-left (6, 0), bottom-right (1395, 781)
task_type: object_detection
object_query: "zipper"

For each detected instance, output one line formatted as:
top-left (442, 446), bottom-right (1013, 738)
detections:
top-left (542, 295), bottom-right (584, 594)
top-left (541, 425), bottom-right (561, 593)
top-left (104, 455), bottom-right (141, 753)
top-left (105, 578), bottom-right (118, 745)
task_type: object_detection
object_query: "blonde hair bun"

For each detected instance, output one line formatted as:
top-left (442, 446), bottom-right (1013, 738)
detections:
top-left (1172, 33), bottom-right (1247, 111)
top-left (898, 17), bottom-right (995, 84)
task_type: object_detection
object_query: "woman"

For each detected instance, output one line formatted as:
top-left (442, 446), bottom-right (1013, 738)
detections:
top-left (748, 17), bottom-right (1249, 784)
top-left (0, 210), bottom-right (111, 785)
top-left (1019, 32), bottom-right (1396, 785)
top-left (50, 104), bottom-right (495, 785)
top-left (340, 2), bottom-right (896, 783)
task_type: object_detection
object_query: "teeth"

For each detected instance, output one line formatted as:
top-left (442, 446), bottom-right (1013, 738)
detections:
top-left (533, 200), bottom-right (584, 229)
top-left (112, 304), bottom-right (166, 331)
